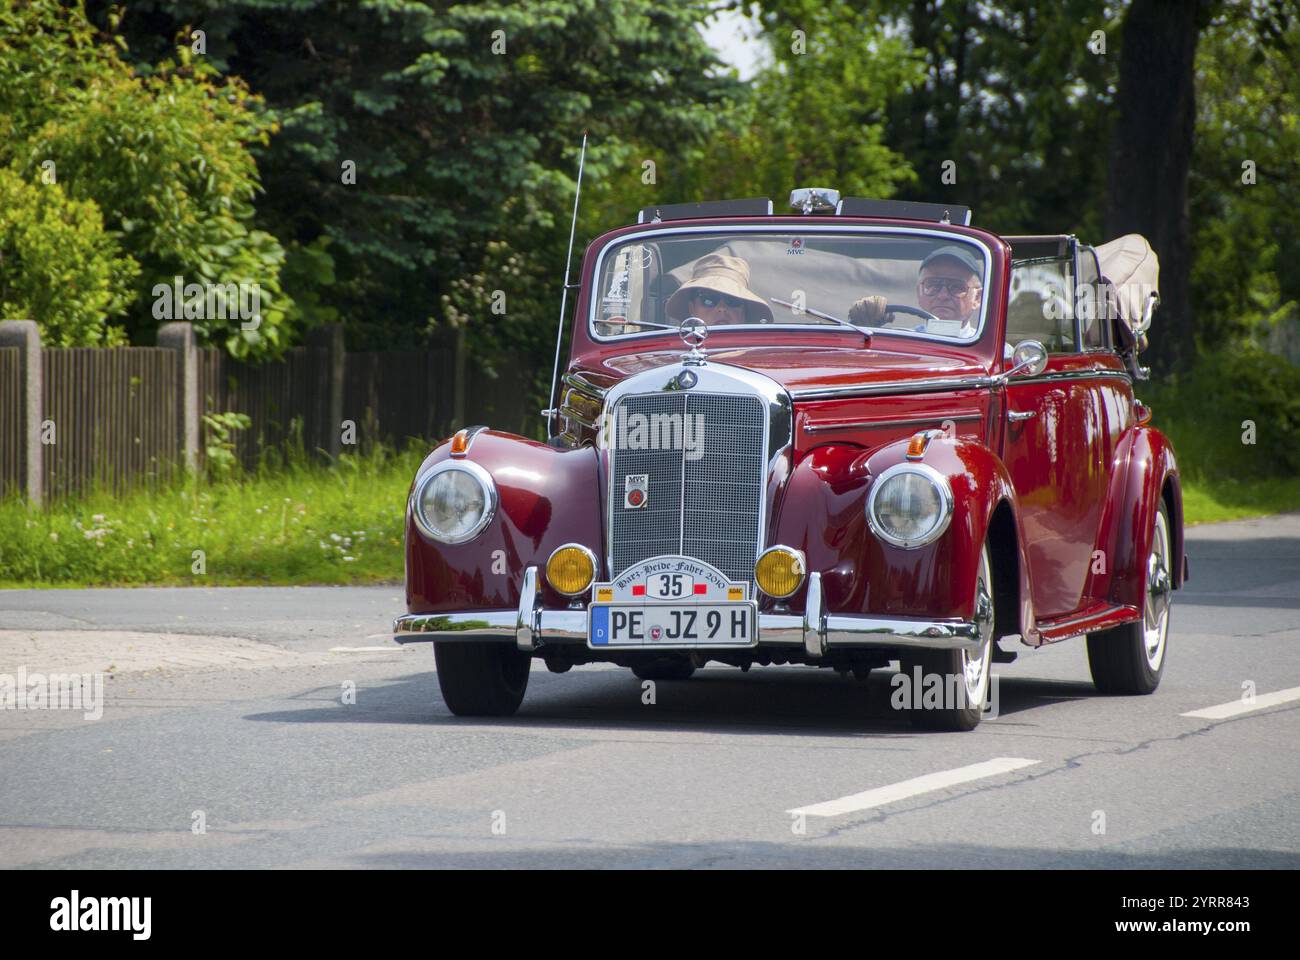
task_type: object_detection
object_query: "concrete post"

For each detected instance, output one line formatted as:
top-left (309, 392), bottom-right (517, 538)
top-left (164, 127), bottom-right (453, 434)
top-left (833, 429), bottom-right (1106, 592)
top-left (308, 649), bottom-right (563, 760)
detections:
top-left (157, 322), bottom-right (199, 474)
top-left (307, 324), bottom-right (345, 459)
top-left (0, 320), bottom-right (43, 507)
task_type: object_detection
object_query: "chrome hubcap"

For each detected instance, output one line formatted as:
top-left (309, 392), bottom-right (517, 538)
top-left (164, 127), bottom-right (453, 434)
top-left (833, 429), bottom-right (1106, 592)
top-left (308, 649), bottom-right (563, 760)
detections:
top-left (962, 548), bottom-right (994, 708)
top-left (1143, 512), bottom-right (1172, 670)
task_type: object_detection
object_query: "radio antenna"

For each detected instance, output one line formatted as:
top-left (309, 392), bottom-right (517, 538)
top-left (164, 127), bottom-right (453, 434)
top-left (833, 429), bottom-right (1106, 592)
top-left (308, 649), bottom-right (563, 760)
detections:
top-left (545, 130), bottom-right (588, 438)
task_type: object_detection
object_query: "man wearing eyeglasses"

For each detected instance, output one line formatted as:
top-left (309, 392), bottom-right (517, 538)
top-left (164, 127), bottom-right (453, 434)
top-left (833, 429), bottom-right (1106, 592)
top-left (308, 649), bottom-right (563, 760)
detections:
top-left (916, 246), bottom-right (983, 332)
top-left (849, 244), bottom-right (984, 335)
top-left (666, 253), bottom-right (775, 327)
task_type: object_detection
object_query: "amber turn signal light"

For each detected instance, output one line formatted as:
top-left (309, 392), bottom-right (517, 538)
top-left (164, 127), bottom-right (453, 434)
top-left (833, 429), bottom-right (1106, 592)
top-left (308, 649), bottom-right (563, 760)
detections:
top-left (449, 429), bottom-right (470, 457)
top-left (546, 544), bottom-right (597, 597)
top-left (755, 546), bottom-right (806, 599)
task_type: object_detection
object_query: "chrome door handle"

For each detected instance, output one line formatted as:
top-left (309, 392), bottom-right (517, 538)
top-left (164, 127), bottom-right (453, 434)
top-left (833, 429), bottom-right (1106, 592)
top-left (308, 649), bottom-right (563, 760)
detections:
top-left (1007, 410), bottom-right (1036, 422)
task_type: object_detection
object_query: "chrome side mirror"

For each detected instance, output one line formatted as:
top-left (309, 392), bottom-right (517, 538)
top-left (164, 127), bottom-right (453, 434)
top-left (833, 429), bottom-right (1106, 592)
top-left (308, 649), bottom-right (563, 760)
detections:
top-left (1006, 339), bottom-right (1048, 379)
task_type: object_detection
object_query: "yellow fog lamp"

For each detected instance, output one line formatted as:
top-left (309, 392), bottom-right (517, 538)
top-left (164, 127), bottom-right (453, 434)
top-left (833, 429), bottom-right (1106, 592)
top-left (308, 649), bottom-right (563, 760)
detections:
top-left (546, 544), bottom-right (598, 596)
top-left (755, 546), bottom-right (806, 599)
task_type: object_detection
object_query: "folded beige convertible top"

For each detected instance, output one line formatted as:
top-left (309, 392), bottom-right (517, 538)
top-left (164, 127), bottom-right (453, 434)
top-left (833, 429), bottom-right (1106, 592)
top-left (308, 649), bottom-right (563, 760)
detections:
top-left (1096, 234), bottom-right (1159, 324)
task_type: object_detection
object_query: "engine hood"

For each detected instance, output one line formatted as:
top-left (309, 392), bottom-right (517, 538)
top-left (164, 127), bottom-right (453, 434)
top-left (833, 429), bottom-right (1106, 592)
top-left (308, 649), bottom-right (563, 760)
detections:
top-left (570, 344), bottom-right (990, 398)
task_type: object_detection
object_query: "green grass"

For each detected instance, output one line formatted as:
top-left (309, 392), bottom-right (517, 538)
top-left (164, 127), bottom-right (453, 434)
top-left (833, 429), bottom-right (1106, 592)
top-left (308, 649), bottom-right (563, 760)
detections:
top-left (1178, 475), bottom-right (1300, 525)
top-left (0, 445), bottom-right (428, 588)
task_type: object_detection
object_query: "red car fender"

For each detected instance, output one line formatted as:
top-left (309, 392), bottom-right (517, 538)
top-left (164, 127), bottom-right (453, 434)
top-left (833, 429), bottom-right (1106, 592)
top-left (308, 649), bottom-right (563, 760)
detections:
top-left (404, 431), bottom-right (601, 612)
top-left (1097, 425), bottom-right (1185, 611)
top-left (772, 437), bottom-right (1036, 633)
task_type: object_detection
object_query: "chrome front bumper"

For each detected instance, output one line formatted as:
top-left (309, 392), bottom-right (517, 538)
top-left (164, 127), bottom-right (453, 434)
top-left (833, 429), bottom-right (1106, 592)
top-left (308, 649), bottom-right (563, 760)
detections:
top-left (394, 567), bottom-right (986, 657)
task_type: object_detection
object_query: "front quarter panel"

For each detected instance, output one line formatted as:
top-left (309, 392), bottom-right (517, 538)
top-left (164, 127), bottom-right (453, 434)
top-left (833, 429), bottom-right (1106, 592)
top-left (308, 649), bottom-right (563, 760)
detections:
top-left (773, 436), bottom-right (1035, 631)
top-left (405, 432), bottom-right (601, 612)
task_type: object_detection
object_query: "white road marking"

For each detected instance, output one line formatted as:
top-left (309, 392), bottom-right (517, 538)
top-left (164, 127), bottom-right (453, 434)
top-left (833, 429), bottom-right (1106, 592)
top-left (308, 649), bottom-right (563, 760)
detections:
top-left (329, 646), bottom-right (408, 653)
top-left (1180, 685), bottom-right (1300, 720)
top-left (787, 757), bottom-right (1040, 818)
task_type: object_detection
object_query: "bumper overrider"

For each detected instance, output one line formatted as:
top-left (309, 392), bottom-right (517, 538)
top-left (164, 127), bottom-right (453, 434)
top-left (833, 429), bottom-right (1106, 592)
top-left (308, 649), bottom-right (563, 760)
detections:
top-left (393, 567), bottom-right (987, 659)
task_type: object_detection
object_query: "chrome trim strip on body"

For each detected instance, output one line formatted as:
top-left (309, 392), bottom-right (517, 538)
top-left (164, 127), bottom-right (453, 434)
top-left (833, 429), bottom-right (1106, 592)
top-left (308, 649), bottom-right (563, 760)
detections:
top-left (792, 366), bottom-right (1130, 402)
top-left (587, 223), bottom-right (995, 348)
top-left (791, 375), bottom-right (996, 401)
top-left (394, 566), bottom-right (981, 653)
top-left (1012, 369), bottom-right (1132, 386)
top-left (803, 412), bottom-right (982, 433)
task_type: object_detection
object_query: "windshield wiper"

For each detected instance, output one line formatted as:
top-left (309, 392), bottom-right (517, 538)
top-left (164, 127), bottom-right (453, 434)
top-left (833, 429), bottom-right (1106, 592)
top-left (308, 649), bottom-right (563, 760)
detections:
top-left (769, 297), bottom-right (870, 344)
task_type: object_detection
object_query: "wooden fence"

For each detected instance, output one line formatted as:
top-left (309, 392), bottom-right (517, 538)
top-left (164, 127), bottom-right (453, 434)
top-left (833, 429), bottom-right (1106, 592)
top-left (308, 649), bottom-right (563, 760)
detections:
top-left (42, 347), bottom-right (180, 499)
top-left (0, 321), bottom-right (540, 503)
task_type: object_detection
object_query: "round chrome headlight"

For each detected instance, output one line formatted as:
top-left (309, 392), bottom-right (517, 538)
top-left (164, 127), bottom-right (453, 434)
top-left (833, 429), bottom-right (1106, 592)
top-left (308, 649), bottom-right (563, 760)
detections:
top-left (866, 463), bottom-right (954, 548)
top-left (411, 461), bottom-right (497, 544)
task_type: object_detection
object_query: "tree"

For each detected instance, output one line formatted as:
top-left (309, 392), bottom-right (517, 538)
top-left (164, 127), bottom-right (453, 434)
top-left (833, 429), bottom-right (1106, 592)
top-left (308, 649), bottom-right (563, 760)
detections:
top-left (0, 0), bottom-right (294, 357)
top-left (1190, 2), bottom-right (1300, 353)
top-left (0, 167), bottom-right (139, 346)
top-left (93, 0), bottom-right (740, 357)
top-left (1106, 0), bottom-right (1220, 374)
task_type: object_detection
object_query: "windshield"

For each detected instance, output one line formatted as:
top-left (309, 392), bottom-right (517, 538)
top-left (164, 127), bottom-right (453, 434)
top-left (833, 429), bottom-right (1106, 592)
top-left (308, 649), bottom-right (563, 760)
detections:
top-left (590, 228), bottom-right (990, 343)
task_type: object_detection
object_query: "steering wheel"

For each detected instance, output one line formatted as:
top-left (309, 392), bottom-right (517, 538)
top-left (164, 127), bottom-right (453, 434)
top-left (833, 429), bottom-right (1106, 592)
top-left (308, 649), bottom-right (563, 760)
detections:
top-left (885, 304), bottom-right (940, 323)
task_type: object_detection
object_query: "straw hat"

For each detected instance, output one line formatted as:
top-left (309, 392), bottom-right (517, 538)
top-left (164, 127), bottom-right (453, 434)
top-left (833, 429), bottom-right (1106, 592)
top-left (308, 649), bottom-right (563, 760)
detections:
top-left (666, 254), bottom-right (774, 324)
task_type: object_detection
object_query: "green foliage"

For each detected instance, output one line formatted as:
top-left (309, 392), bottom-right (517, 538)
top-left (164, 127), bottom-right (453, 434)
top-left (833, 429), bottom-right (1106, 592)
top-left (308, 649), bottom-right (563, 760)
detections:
top-left (96, 0), bottom-right (738, 355)
top-left (202, 411), bottom-right (252, 481)
top-left (0, 0), bottom-right (294, 357)
top-left (1139, 350), bottom-right (1300, 481)
top-left (827, 0), bottom-right (1121, 238)
top-left (1190, 8), bottom-right (1300, 349)
top-left (0, 167), bottom-right (138, 346)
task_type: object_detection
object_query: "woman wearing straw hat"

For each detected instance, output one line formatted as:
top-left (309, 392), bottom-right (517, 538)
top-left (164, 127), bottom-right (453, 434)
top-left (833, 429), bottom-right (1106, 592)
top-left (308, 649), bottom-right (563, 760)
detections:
top-left (666, 253), bottom-right (775, 327)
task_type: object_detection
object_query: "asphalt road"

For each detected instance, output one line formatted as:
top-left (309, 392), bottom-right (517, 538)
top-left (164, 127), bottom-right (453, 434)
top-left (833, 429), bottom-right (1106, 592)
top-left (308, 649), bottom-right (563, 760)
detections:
top-left (1, 514), bottom-right (1297, 869)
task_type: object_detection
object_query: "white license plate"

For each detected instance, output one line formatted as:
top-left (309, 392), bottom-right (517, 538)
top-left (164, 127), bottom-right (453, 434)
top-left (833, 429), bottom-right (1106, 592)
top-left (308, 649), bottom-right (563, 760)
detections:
top-left (588, 603), bottom-right (756, 648)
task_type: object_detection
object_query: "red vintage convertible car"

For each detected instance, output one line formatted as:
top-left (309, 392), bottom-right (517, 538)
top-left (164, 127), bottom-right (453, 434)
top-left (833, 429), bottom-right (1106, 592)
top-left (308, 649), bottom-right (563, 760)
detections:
top-left (395, 189), bottom-right (1186, 730)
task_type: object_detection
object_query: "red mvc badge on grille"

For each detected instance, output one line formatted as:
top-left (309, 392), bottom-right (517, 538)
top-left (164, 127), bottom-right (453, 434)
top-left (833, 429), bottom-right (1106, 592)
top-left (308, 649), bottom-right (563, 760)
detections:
top-left (624, 474), bottom-right (648, 509)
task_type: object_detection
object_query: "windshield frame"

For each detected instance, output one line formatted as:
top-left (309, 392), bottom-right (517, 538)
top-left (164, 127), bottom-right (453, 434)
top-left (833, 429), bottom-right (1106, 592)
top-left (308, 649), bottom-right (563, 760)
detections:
top-left (585, 223), bottom-right (995, 347)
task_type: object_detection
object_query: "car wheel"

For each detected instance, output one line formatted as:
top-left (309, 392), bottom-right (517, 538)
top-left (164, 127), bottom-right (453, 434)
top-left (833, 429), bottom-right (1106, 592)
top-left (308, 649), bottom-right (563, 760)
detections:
top-left (433, 641), bottom-right (531, 716)
top-left (631, 658), bottom-right (696, 682)
top-left (902, 542), bottom-right (994, 732)
top-left (1087, 502), bottom-right (1172, 695)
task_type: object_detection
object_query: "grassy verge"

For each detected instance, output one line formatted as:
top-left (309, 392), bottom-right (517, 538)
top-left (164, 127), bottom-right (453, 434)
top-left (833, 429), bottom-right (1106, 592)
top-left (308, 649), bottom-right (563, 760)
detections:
top-left (0, 445), bottom-right (427, 588)
top-left (1138, 352), bottom-right (1300, 525)
top-left (1177, 475), bottom-right (1300, 525)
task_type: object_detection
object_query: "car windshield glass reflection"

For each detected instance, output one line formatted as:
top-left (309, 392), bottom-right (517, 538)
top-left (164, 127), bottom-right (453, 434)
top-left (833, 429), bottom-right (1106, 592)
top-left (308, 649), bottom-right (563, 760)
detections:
top-left (592, 232), bottom-right (989, 342)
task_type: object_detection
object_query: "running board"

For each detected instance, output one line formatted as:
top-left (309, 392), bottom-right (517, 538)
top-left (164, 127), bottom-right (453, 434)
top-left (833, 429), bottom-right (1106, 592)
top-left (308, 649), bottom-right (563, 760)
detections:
top-left (1034, 603), bottom-right (1140, 644)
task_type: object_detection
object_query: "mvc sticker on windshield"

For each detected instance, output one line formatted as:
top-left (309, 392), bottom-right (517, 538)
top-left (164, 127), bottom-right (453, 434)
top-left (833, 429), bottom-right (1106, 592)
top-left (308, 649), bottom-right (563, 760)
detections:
top-left (624, 474), bottom-right (648, 509)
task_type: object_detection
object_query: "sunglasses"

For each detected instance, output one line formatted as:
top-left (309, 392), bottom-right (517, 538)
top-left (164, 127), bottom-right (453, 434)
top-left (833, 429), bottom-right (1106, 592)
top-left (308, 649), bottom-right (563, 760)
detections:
top-left (693, 292), bottom-right (746, 309)
top-left (919, 278), bottom-right (979, 297)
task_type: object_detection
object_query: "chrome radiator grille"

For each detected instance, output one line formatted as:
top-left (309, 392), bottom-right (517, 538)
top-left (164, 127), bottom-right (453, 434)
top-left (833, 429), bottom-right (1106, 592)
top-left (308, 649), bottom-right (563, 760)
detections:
top-left (608, 392), bottom-right (766, 582)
